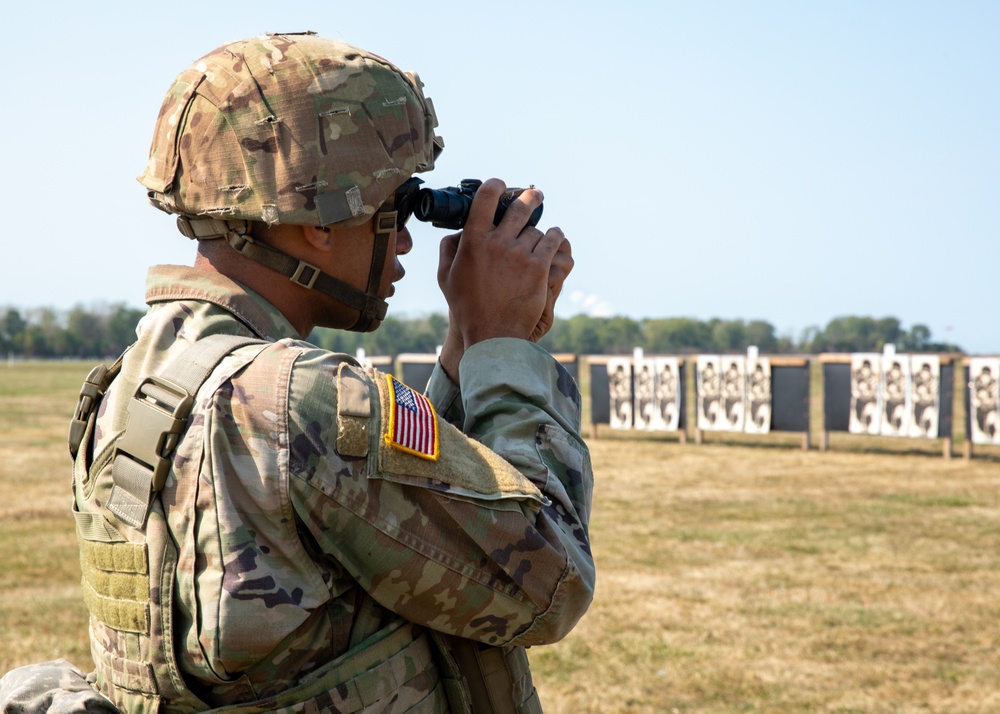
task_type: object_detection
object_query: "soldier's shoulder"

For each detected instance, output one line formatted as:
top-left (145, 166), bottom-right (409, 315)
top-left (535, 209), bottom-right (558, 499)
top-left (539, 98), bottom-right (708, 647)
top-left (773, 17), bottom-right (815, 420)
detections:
top-left (265, 340), bottom-right (382, 417)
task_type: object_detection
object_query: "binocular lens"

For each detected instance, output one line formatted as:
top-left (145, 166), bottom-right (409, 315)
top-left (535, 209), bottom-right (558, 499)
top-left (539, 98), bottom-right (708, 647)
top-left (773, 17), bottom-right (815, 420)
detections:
top-left (415, 189), bottom-right (466, 226)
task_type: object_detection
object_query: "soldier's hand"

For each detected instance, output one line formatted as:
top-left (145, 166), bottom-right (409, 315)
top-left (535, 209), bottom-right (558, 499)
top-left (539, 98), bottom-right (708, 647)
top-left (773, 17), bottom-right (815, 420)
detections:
top-left (438, 308), bottom-right (465, 383)
top-left (529, 236), bottom-right (573, 343)
top-left (437, 178), bottom-right (567, 349)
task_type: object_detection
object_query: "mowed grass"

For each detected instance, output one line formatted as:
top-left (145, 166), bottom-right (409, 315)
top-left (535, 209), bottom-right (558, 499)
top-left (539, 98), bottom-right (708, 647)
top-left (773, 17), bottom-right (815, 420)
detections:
top-left (532, 435), bottom-right (1000, 713)
top-left (0, 361), bottom-right (94, 671)
top-left (3, 361), bottom-right (999, 713)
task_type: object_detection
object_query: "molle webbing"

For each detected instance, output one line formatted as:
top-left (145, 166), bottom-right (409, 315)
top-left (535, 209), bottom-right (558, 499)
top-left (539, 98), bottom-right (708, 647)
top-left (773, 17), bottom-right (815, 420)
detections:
top-left (75, 506), bottom-right (165, 714)
top-left (78, 537), bottom-right (150, 634)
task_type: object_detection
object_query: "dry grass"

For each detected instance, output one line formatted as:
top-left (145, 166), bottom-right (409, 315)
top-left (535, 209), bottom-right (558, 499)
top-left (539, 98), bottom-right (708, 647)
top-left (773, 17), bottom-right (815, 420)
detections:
top-left (3, 362), bottom-right (999, 713)
top-left (532, 436), bottom-right (1000, 713)
top-left (0, 361), bottom-right (93, 672)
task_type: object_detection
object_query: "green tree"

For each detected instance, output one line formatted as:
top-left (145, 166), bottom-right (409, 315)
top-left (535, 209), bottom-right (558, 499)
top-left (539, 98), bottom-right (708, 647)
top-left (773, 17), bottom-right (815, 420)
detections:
top-left (537, 318), bottom-right (569, 354)
top-left (798, 325), bottom-right (821, 352)
top-left (598, 317), bottom-right (643, 353)
top-left (874, 317), bottom-right (902, 347)
top-left (561, 315), bottom-right (605, 354)
top-left (21, 308), bottom-right (67, 357)
top-left (0, 306), bottom-right (965, 358)
top-left (745, 320), bottom-right (778, 352)
top-left (406, 314), bottom-right (449, 353)
top-left (66, 306), bottom-right (106, 358)
top-left (361, 316), bottom-right (407, 355)
top-left (808, 316), bottom-right (953, 354)
top-left (310, 327), bottom-right (361, 355)
top-left (1, 309), bottom-right (26, 355)
top-left (710, 320), bottom-right (746, 351)
top-left (643, 318), bottom-right (710, 352)
top-left (814, 316), bottom-right (883, 352)
top-left (107, 304), bottom-right (145, 356)
top-left (901, 323), bottom-right (931, 351)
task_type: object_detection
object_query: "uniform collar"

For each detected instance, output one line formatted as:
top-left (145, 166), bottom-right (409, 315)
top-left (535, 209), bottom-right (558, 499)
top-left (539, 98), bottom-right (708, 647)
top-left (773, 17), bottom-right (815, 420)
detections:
top-left (144, 265), bottom-right (302, 341)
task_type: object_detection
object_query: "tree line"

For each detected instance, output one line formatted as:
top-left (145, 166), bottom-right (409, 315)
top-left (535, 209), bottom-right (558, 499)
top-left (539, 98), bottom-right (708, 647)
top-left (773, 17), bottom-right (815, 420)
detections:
top-left (1, 306), bottom-right (961, 360)
top-left (1, 305), bottom-right (147, 360)
top-left (541, 315), bottom-right (960, 355)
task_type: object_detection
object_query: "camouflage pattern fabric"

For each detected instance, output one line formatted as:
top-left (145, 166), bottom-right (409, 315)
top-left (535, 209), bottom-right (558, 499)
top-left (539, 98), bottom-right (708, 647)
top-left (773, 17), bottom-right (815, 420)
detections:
top-left (0, 660), bottom-right (118, 714)
top-left (138, 32), bottom-right (442, 228)
top-left (76, 264), bottom-right (594, 711)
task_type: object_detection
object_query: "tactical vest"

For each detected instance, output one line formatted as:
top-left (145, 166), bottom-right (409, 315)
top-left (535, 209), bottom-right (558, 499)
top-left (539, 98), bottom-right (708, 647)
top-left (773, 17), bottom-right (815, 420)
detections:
top-left (69, 335), bottom-right (542, 714)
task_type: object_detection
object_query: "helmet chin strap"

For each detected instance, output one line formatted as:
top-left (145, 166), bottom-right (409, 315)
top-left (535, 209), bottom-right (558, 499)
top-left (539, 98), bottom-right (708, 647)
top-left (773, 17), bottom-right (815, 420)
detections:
top-left (349, 210), bottom-right (396, 332)
top-left (176, 213), bottom-right (396, 333)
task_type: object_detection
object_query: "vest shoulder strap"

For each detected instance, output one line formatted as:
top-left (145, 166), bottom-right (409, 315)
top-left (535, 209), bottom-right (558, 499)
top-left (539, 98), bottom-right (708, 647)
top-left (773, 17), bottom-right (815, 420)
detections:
top-left (106, 334), bottom-right (269, 529)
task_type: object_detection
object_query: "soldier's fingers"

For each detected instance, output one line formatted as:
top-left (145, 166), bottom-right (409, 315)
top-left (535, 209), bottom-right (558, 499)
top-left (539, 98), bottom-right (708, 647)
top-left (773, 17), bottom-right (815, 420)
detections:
top-left (437, 233), bottom-right (461, 286)
top-left (549, 248), bottom-right (574, 287)
top-left (464, 179), bottom-right (506, 237)
top-left (497, 187), bottom-right (544, 237)
top-left (529, 227), bottom-right (567, 261)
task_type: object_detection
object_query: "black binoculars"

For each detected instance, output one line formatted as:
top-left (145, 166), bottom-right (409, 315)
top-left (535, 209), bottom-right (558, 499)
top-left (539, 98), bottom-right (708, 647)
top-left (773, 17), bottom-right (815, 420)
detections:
top-left (413, 179), bottom-right (544, 230)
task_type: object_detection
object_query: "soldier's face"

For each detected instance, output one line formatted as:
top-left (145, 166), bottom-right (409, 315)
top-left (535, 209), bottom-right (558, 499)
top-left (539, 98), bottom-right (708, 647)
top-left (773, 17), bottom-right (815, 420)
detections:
top-left (383, 226), bottom-right (413, 298)
top-left (310, 219), bottom-right (412, 329)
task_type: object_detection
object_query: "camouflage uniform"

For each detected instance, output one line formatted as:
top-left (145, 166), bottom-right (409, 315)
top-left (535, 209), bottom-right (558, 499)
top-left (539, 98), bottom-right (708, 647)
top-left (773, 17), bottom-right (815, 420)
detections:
top-left (0, 661), bottom-right (117, 714)
top-left (64, 264), bottom-right (593, 713)
top-left (2, 31), bottom-right (592, 714)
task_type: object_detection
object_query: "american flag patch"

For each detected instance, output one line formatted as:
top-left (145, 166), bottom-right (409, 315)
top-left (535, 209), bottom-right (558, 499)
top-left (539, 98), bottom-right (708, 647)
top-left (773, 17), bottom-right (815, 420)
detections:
top-left (384, 375), bottom-right (439, 460)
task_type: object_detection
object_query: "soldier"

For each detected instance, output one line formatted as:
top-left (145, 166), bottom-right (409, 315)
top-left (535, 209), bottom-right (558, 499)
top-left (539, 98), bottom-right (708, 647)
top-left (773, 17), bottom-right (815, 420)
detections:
top-left (1, 32), bottom-right (594, 714)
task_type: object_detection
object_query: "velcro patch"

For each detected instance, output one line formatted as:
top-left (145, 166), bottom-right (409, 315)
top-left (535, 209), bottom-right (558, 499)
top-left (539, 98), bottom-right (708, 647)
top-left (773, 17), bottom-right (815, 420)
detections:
top-left (374, 374), bottom-right (545, 504)
top-left (384, 375), bottom-right (439, 461)
top-left (337, 364), bottom-right (371, 458)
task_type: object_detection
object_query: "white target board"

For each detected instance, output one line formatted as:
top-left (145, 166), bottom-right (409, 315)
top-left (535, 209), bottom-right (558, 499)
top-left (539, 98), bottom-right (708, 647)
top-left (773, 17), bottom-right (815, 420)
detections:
top-left (651, 357), bottom-right (681, 432)
top-left (849, 353), bottom-right (882, 435)
top-left (969, 357), bottom-right (1000, 445)
top-left (696, 355), bottom-right (722, 431)
top-left (880, 355), bottom-right (912, 437)
top-left (633, 359), bottom-right (656, 430)
top-left (607, 358), bottom-right (633, 430)
top-left (719, 356), bottom-right (746, 432)
top-left (745, 357), bottom-right (772, 434)
top-left (908, 355), bottom-right (940, 439)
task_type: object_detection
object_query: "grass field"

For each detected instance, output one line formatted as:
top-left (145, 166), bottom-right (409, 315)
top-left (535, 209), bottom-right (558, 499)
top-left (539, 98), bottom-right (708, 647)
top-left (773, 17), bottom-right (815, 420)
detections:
top-left (2, 361), bottom-right (998, 713)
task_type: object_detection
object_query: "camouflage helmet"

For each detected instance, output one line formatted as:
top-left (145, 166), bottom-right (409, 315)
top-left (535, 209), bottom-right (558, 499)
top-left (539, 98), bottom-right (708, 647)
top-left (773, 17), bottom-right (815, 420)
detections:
top-left (138, 32), bottom-right (443, 228)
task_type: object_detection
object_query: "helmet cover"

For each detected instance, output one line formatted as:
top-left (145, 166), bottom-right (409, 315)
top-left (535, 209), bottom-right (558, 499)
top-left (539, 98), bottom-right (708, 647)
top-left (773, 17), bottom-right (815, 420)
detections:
top-left (139, 32), bottom-right (443, 228)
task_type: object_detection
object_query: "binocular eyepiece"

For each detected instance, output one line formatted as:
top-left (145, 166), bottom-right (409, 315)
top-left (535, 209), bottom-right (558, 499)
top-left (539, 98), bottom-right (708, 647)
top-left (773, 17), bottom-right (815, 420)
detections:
top-left (413, 179), bottom-right (543, 230)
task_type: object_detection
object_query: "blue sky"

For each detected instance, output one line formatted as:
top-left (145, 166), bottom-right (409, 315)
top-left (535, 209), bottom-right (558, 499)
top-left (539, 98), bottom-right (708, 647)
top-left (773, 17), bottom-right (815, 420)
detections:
top-left (3, 1), bottom-right (997, 352)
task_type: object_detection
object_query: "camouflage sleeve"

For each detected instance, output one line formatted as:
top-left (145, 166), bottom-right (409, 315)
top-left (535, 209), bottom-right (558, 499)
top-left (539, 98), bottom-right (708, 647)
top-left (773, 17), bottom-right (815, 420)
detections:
top-left (455, 338), bottom-right (595, 628)
top-left (0, 660), bottom-right (119, 714)
top-left (285, 341), bottom-right (594, 648)
top-left (424, 360), bottom-right (466, 426)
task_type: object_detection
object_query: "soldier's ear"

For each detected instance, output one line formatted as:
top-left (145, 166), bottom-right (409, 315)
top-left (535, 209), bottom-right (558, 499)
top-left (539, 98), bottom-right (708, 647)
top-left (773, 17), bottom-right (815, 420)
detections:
top-left (301, 224), bottom-right (334, 251)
